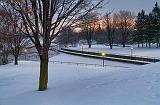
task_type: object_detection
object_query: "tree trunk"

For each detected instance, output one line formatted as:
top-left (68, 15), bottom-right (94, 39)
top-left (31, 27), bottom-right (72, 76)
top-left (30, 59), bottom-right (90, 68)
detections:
top-left (156, 37), bottom-right (159, 48)
top-left (108, 29), bottom-right (112, 49)
top-left (109, 42), bottom-right (112, 49)
top-left (111, 30), bottom-right (115, 48)
top-left (2, 54), bottom-right (8, 64)
top-left (39, 53), bottom-right (48, 91)
top-left (89, 43), bottom-right (91, 48)
top-left (138, 41), bottom-right (140, 48)
top-left (122, 33), bottom-right (125, 48)
top-left (123, 41), bottom-right (125, 48)
top-left (14, 55), bottom-right (18, 65)
top-left (149, 41), bottom-right (151, 48)
top-left (145, 40), bottom-right (148, 47)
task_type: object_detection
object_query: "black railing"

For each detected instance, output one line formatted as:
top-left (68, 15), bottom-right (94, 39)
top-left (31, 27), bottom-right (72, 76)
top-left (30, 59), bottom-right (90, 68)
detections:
top-left (60, 48), bottom-right (160, 65)
top-left (50, 60), bottom-right (130, 68)
top-left (61, 48), bottom-right (160, 63)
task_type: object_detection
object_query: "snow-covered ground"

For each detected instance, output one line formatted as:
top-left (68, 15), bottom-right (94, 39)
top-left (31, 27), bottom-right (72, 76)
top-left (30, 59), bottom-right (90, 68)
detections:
top-left (50, 54), bottom-right (136, 68)
top-left (69, 45), bottom-right (160, 58)
top-left (0, 47), bottom-right (160, 105)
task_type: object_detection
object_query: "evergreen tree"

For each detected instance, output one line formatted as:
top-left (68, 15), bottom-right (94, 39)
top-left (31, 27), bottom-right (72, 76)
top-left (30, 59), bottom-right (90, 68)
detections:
top-left (152, 2), bottom-right (160, 48)
top-left (134, 10), bottom-right (147, 48)
top-left (134, 12), bottom-right (142, 48)
top-left (145, 13), bottom-right (155, 48)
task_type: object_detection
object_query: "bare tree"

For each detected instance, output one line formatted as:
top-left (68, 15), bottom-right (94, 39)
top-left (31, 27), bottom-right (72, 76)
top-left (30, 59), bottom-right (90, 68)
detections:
top-left (0, 7), bottom-right (30, 65)
top-left (10, 27), bottom-right (30, 65)
top-left (55, 26), bottom-right (75, 47)
top-left (114, 10), bottom-right (135, 47)
top-left (0, 33), bottom-right (12, 64)
top-left (79, 12), bottom-right (99, 48)
top-left (1, 0), bottom-right (105, 91)
top-left (103, 12), bottom-right (114, 49)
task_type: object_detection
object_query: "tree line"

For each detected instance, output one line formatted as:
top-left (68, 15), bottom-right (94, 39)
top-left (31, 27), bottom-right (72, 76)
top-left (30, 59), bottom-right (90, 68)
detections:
top-left (59, 2), bottom-right (160, 49)
top-left (58, 10), bottom-right (135, 49)
top-left (133, 2), bottom-right (160, 48)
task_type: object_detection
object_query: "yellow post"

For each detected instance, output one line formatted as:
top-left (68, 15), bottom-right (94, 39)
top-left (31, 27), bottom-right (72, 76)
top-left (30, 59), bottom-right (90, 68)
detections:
top-left (24, 49), bottom-right (28, 61)
top-left (101, 52), bottom-right (106, 67)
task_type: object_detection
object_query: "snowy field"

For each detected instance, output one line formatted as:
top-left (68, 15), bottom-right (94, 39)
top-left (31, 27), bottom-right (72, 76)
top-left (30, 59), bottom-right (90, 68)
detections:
top-left (0, 48), bottom-right (160, 105)
top-left (69, 45), bottom-right (160, 58)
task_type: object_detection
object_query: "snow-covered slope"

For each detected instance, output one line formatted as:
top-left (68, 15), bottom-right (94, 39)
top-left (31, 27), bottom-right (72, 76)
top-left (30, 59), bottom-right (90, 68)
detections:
top-left (70, 45), bottom-right (160, 58)
top-left (0, 54), bottom-right (160, 105)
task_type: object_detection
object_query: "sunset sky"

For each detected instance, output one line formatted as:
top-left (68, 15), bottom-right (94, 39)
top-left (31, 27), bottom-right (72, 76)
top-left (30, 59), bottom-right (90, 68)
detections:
top-left (102, 0), bottom-right (159, 14)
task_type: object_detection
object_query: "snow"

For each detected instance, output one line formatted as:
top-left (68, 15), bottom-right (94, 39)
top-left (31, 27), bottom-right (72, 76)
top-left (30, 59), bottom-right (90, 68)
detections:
top-left (0, 48), bottom-right (160, 105)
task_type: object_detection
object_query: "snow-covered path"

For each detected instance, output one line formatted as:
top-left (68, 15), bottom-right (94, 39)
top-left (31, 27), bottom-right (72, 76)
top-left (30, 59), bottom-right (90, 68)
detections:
top-left (0, 53), bottom-right (160, 105)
